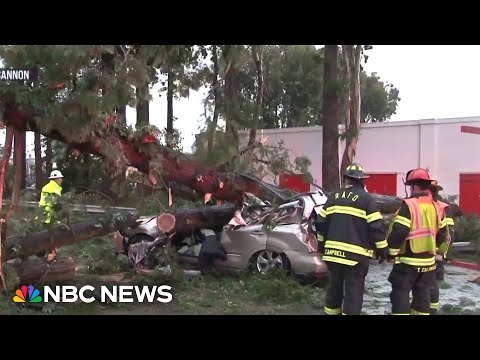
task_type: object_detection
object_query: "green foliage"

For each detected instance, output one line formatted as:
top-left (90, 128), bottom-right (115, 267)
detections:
top-left (361, 72), bottom-right (401, 123)
top-left (452, 214), bottom-right (480, 257)
top-left (59, 237), bottom-right (131, 275)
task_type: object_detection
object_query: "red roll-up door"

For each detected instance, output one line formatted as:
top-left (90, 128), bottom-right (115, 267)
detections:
top-left (364, 174), bottom-right (397, 196)
top-left (279, 173), bottom-right (310, 193)
top-left (459, 173), bottom-right (480, 216)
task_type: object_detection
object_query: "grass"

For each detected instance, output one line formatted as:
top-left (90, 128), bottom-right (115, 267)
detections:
top-left (0, 233), bottom-right (326, 315)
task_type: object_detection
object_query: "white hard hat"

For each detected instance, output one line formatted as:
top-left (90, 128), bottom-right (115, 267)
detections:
top-left (49, 170), bottom-right (64, 179)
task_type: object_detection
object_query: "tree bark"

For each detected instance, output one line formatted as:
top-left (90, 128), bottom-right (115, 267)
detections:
top-left (207, 45), bottom-right (220, 152)
top-left (6, 129), bottom-right (25, 223)
top-left (45, 138), bottom-right (53, 175)
top-left (340, 45), bottom-right (362, 182)
top-left (248, 45), bottom-right (265, 147)
top-left (0, 127), bottom-right (15, 289)
top-left (8, 256), bottom-right (76, 284)
top-left (322, 45), bottom-right (340, 191)
top-left (4, 213), bottom-right (137, 260)
top-left (136, 83), bottom-right (150, 128)
top-left (156, 203), bottom-right (237, 237)
top-left (135, 82), bottom-right (152, 197)
top-left (34, 132), bottom-right (43, 196)
top-left (224, 47), bottom-right (240, 149)
top-left (166, 70), bottom-right (174, 148)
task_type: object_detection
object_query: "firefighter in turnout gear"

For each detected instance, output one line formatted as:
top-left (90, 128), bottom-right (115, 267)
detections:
top-left (386, 168), bottom-right (448, 315)
top-left (315, 163), bottom-right (387, 315)
top-left (429, 180), bottom-right (455, 315)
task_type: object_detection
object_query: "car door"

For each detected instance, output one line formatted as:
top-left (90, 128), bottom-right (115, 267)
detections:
top-left (219, 224), bottom-right (268, 269)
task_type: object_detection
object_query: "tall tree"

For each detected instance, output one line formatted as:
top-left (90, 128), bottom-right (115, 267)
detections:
top-left (45, 139), bottom-right (52, 175)
top-left (247, 45), bottom-right (265, 147)
top-left (322, 45), bottom-right (340, 191)
top-left (34, 132), bottom-right (42, 195)
top-left (361, 72), bottom-right (400, 123)
top-left (339, 45), bottom-right (363, 180)
top-left (207, 45), bottom-right (220, 152)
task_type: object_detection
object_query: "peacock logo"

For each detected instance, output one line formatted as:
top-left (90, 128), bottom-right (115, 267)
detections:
top-left (13, 285), bottom-right (43, 303)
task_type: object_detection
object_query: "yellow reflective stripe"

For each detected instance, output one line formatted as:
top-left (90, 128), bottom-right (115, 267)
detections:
top-left (411, 309), bottom-right (430, 315)
top-left (394, 216), bottom-right (411, 228)
top-left (342, 313), bottom-right (347, 315)
top-left (367, 211), bottom-right (383, 223)
top-left (325, 240), bottom-right (374, 257)
top-left (319, 208), bottom-right (328, 218)
top-left (375, 240), bottom-right (388, 249)
top-left (389, 248), bottom-right (400, 256)
top-left (325, 206), bottom-right (367, 219)
top-left (446, 218), bottom-right (454, 226)
top-left (430, 302), bottom-right (440, 310)
top-left (322, 256), bottom-right (358, 266)
top-left (440, 217), bottom-right (447, 229)
top-left (395, 256), bottom-right (436, 267)
top-left (316, 234), bottom-right (324, 242)
top-left (324, 307), bottom-right (341, 315)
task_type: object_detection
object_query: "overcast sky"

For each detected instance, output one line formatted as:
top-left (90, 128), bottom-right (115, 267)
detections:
top-left (3, 45), bottom-right (480, 156)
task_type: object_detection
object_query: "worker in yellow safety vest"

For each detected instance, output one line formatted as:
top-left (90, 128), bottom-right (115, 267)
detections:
top-left (39, 170), bottom-right (64, 225)
top-left (386, 168), bottom-right (448, 315)
top-left (37, 170), bottom-right (64, 260)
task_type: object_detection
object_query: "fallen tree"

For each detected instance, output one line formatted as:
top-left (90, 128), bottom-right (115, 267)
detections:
top-left (4, 213), bottom-right (136, 260)
top-left (7, 256), bottom-right (76, 284)
top-left (156, 204), bottom-right (237, 236)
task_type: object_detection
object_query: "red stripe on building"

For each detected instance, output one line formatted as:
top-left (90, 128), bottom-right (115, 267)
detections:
top-left (461, 126), bottom-right (480, 135)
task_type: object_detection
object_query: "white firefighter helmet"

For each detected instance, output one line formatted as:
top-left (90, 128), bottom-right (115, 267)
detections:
top-left (49, 170), bottom-right (64, 179)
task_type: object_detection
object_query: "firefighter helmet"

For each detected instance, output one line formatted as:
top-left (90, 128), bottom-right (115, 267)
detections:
top-left (344, 163), bottom-right (369, 180)
top-left (430, 180), bottom-right (444, 192)
top-left (405, 168), bottom-right (431, 185)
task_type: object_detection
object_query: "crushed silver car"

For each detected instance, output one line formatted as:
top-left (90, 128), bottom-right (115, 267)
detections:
top-left (115, 191), bottom-right (329, 283)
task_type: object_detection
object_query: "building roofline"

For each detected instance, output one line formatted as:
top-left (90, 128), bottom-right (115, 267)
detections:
top-left (238, 116), bottom-right (480, 135)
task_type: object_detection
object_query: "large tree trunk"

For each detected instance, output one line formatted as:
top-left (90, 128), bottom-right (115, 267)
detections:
top-left (322, 45), bottom-right (340, 191)
top-left (7, 129), bottom-right (26, 223)
top-left (224, 46), bottom-right (240, 149)
top-left (157, 204), bottom-right (237, 237)
top-left (248, 45), bottom-right (265, 147)
top-left (135, 82), bottom-right (153, 197)
top-left (8, 256), bottom-right (76, 285)
top-left (0, 127), bottom-right (15, 289)
top-left (34, 132), bottom-right (43, 196)
top-left (3, 104), bottom-right (279, 205)
top-left (110, 104), bottom-right (128, 203)
top-left (45, 138), bottom-right (53, 175)
top-left (166, 70), bottom-right (174, 148)
top-left (340, 45), bottom-right (362, 182)
top-left (4, 213), bottom-right (137, 260)
top-left (207, 45), bottom-right (220, 152)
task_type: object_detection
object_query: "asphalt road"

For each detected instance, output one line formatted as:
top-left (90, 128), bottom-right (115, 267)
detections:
top-left (363, 262), bottom-right (480, 315)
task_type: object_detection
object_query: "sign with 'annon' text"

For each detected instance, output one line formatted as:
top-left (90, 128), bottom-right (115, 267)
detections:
top-left (0, 68), bottom-right (39, 82)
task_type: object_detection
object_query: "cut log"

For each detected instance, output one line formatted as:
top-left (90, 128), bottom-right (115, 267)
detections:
top-left (4, 213), bottom-right (137, 260)
top-left (8, 256), bottom-right (76, 284)
top-left (156, 204), bottom-right (237, 237)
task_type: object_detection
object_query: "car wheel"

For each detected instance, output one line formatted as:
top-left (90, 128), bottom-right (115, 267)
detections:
top-left (253, 250), bottom-right (290, 274)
